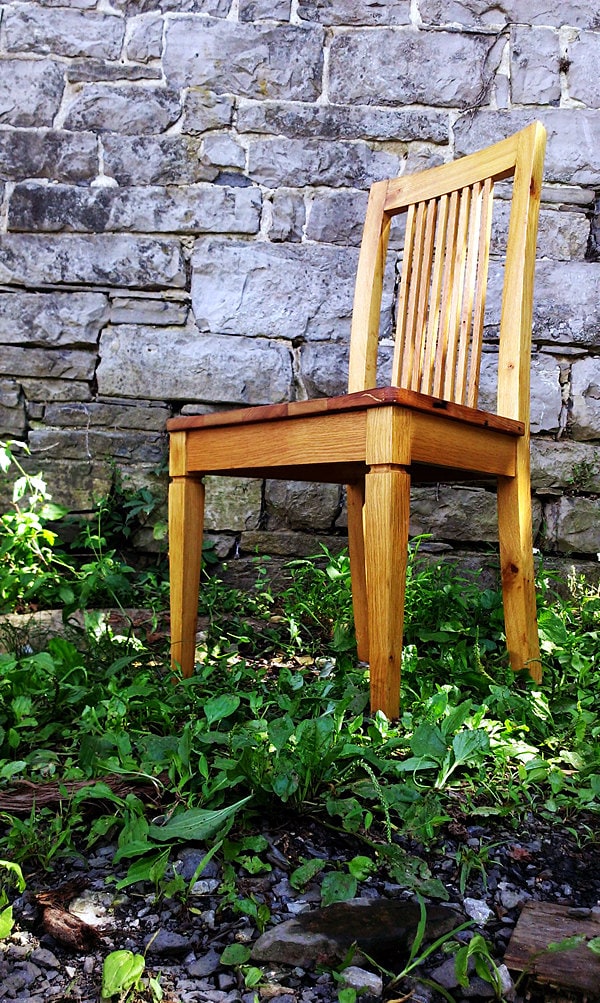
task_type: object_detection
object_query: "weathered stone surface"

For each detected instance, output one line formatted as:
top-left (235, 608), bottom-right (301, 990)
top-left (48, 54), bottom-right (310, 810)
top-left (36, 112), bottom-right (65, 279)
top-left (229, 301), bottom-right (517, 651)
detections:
top-left (237, 99), bottom-right (449, 144)
top-left (8, 182), bottom-right (261, 236)
top-left (546, 495), bottom-right (600, 554)
top-left (110, 295), bottom-right (188, 326)
top-left (306, 190), bottom-right (369, 246)
top-left (240, 530), bottom-right (344, 558)
top-left (0, 291), bottom-right (108, 347)
top-left (568, 31), bottom-right (600, 109)
top-left (298, 339), bottom-right (396, 399)
top-left (163, 18), bottom-right (324, 101)
top-left (43, 401), bottom-right (168, 431)
top-left (419, 0), bottom-right (596, 29)
top-left (0, 59), bottom-right (64, 127)
top-left (329, 29), bottom-right (503, 107)
top-left (111, 0), bottom-right (230, 13)
top-left (298, 0), bottom-right (409, 24)
top-left (204, 476), bottom-right (262, 532)
top-left (19, 379), bottom-right (93, 403)
top-left (101, 135), bottom-right (210, 185)
top-left (0, 347), bottom-right (96, 381)
top-left (202, 134), bottom-right (246, 170)
top-left (491, 202), bottom-right (589, 261)
top-left (248, 137), bottom-right (399, 189)
top-left (269, 190), bottom-right (306, 242)
top-left (239, 0), bottom-right (291, 19)
top-left (63, 85), bottom-right (181, 135)
top-left (0, 379), bottom-right (25, 437)
top-left (125, 14), bottom-right (164, 63)
top-left (570, 357), bottom-right (600, 441)
top-left (0, 129), bottom-right (98, 183)
top-left (7, 458), bottom-right (112, 511)
top-left (531, 438), bottom-right (600, 494)
top-left (65, 60), bottom-right (163, 83)
top-left (96, 325), bottom-right (293, 404)
top-left (265, 480), bottom-right (341, 531)
top-left (4, 5), bottom-right (125, 59)
top-left (0, 234), bottom-right (186, 289)
top-left (454, 109), bottom-right (600, 186)
top-left (29, 426), bottom-right (164, 464)
top-left (191, 238), bottom-right (358, 341)
top-left (410, 486), bottom-right (499, 542)
top-left (181, 91), bottom-right (234, 134)
top-left (477, 350), bottom-right (562, 434)
top-left (510, 25), bottom-right (561, 105)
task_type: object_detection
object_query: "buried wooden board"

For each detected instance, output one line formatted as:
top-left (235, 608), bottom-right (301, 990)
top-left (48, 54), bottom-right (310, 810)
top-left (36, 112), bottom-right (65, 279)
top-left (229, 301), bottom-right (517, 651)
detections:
top-left (504, 901), bottom-right (600, 995)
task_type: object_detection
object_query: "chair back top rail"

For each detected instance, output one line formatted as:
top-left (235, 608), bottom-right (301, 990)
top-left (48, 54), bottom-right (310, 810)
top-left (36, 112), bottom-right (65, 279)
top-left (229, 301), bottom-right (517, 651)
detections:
top-left (348, 122), bottom-right (547, 427)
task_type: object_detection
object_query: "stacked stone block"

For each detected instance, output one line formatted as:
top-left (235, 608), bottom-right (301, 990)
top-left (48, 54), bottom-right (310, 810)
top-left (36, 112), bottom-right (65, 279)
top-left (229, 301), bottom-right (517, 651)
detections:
top-left (1, 0), bottom-right (600, 570)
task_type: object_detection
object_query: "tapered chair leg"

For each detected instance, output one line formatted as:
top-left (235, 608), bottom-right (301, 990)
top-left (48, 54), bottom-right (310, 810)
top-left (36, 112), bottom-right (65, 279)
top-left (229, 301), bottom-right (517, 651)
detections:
top-left (497, 452), bottom-right (541, 683)
top-left (364, 465), bottom-right (411, 718)
top-left (169, 473), bottom-right (205, 678)
top-left (346, 480), bottom-right (369, 663)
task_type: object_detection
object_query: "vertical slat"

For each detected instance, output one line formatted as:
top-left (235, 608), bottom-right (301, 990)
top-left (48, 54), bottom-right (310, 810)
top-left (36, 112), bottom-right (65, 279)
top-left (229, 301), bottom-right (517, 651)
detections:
top-left (348, 180), bottom-right (391, 393)
top-left (395, 202), bottom-right (427, 387)
top-left (467, 176), bottom-right (494, 407)
top-left (455, 181), bottom-right (483, 404)
top-left (432, 190), bottom-right (460, 397)
top-left (411, 198), bottom-right (438, 392)
top-left (442, 186), bottom-right (471, 401)
top-left (420, 194), bottom-right (448, 396)
top-left (392, 203), bottom-right (417, 387)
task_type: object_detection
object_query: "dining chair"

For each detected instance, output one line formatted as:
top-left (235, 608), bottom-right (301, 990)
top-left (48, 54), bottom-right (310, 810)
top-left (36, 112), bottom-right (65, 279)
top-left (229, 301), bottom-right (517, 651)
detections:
top-left (167, 121), bottom-right (546, 719)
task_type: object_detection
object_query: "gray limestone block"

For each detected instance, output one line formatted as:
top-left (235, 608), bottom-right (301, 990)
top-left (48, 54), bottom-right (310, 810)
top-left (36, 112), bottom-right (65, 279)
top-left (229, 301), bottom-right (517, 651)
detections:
top-left (66, 60), bottom-right (163, 82)
top-left (0, 59), bottom-right (64, 127)
top-left (191, 238), bottom-right (359, 342)
top-left (545, 495), bottom-right (600, 554)
top-left (125, 14), bottom-right (164, 63)
top-left (63, 84), bottom-right (181, 135)
top-left (202, 134), bottom-right (246, 170)
top-left (110, 295), bottom-right (188, 326)
top-left (0, 379), bottom-right (26, 438)
top-left (96, 325), bottom-right (293, 404)
top-left (4, 4), bottom-right (125, 59)
top-left (570, 357), bottom-right (600, 441)
top-left (567, 31), bottom-right (600, 109)
top-left (163, 17), bottom-right (324, 101)
top-left (298, 342), bottom-right (348, 398)
top-left (182, 91), bottom-right (234, 134)
top-left (477, 349), bottom-right (562, 435)
top-left (43, 401), bottom-right (168, 431)
top-left (239, 0), bottom-right (291, 19)
top-left (269, 190), bottom-right (305, 242)
top-left (18, 379), bottom-right (93, 403)
top-left (510, 25), bottom-right (561, 106)
top-left (531, 439), bottom-right (600, 494)
top-left (247, 136), bottom-right (400, 189)
top-left (204, 476), bottom-right (262, 532)
top-left (491, 202), bottom-right (589, 261)
top-left (240, 529), bottom-right (345, 557)
top-left (410, 486), bottom-right (496, 543)
top-left (12, 458), bottom-right (112, 512)
top-left (102, 134), bottom-right (212, 185)
top-left (265, 480), bottom-right (341, 531)
top-left (418, 0), bottom-right (596, 29)
top-left (108, 0), bottom-right (230, 11)
top-left (237, 99), bottom-right (448, 144)
top-left (306, 190), bottom-right (369, 246)
top-left (0, 346), bottom-right (97, 381)
top-left (454, 108), bottom-right (600, 186)
top-left (0, 234), bottom-right (185, 289)
top-left (329, 29), bottom-right (503, 108)
top-left (297, 0), bottom-right (410, 24)
top-left (8, 182), bottom-right (261, 236)
top-left (0, 291), bottom-right (108, 347)
top-left (29, 426), bottom-right (165, 464)
top-left (0, 129), bottom-right (98, 183)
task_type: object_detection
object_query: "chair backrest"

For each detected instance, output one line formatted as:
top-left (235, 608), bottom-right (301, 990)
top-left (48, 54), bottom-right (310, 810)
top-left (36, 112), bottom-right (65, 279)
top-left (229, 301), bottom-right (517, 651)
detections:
top-left (348, 123), bottom-right (547, 425)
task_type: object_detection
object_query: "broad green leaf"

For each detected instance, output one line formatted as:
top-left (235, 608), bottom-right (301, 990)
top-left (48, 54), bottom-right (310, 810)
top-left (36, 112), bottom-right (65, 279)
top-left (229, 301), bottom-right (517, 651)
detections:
top-left (244, 967), bottom-right (263, 988)
top-left (588, 937), bottom-right (600, 955)
top-left (147, 796), bottom-right (252, 843)
top-left (0, 860), bottom-right (25, 893)
top-left (290, 857), bottom-right (327, 890)
top-left (452, 729), bottom-right (489, 766)
top-left (338, 989), bottom-right (357, 1003)
top-left (267, 716), bottom-right (295, 752)
top-left (410, 722), bottom-right (446, 761)
top-left (205, 693), bottom-right (241, 726)
top-left (101, 950), bottom-right (145, 998)
top-left (115, 853), bottom-right (162, 890)
top-left (0, 905), bottom-right (13, 940)
top-left (321, 871), bottom-right (357, 907)
top-left (347, 855), bottom-right (376, 881)
top-left (220, 943), bottom-right (252, 966)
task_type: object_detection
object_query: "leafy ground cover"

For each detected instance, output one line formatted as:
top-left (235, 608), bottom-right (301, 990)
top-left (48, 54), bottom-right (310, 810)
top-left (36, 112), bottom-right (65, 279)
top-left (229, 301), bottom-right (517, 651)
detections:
top-left (1, 439), bottom-right (600, 998)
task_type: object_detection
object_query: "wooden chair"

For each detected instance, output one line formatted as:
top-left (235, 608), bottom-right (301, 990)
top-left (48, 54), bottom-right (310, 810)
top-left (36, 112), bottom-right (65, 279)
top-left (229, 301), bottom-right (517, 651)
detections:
top-left (167, 122), bottom-right (546, 719)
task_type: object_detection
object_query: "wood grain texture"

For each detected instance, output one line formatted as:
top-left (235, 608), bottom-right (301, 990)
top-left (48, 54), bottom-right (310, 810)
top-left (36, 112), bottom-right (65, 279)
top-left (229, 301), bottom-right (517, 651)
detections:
top-left (505, 901), bottom-right (600, 993)
top-left (169, 473), bottom-right (204, 678)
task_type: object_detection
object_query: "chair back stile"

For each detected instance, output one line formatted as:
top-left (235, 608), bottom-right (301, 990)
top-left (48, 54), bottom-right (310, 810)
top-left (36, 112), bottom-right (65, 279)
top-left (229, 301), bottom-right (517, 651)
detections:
top-left (347, 122), bottom-right (546, 421)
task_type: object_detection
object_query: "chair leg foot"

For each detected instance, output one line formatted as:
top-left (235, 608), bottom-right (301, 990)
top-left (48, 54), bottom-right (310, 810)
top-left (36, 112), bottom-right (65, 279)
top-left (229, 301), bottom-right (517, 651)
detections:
top-left (169, 475), bottom-right (205, 678)
top-left (364, 465), bottom-right (410, 719)
top-left (497, 471), bottom-right (541, 683)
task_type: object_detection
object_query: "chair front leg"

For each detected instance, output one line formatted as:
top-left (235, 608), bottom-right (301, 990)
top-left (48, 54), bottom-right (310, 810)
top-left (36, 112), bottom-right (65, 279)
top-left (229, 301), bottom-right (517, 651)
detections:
top-left (346, 480), bottom-right (369, 663)
top-left (364, 464), bottom-right (410, 719)
top-left (497, 443), bottom-right (541, 682)
top-left (169, 473), bottom-right (205, 678)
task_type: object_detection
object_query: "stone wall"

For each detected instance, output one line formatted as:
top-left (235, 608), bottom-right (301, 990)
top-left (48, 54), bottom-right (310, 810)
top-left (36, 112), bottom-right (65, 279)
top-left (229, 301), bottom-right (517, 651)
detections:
top-left (1, 0), bottom-right (600, 575)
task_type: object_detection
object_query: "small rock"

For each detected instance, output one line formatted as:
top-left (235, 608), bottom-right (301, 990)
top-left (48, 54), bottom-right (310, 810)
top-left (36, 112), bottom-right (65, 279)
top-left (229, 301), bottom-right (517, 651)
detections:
top-left (176, 849), bottom-right (220, 881)
top-left (463, 898), bottom-right (494, 925)
top-left (145, 930), bottom-right (191, 955)
top-left (190, 878), bottom-right (221, 896)
top-left (30, 948), bottom-right (60, 969)
top-left (340, 966), bottom-right (383, 996)
top-left (188, 948), bottom-right (222, 977)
